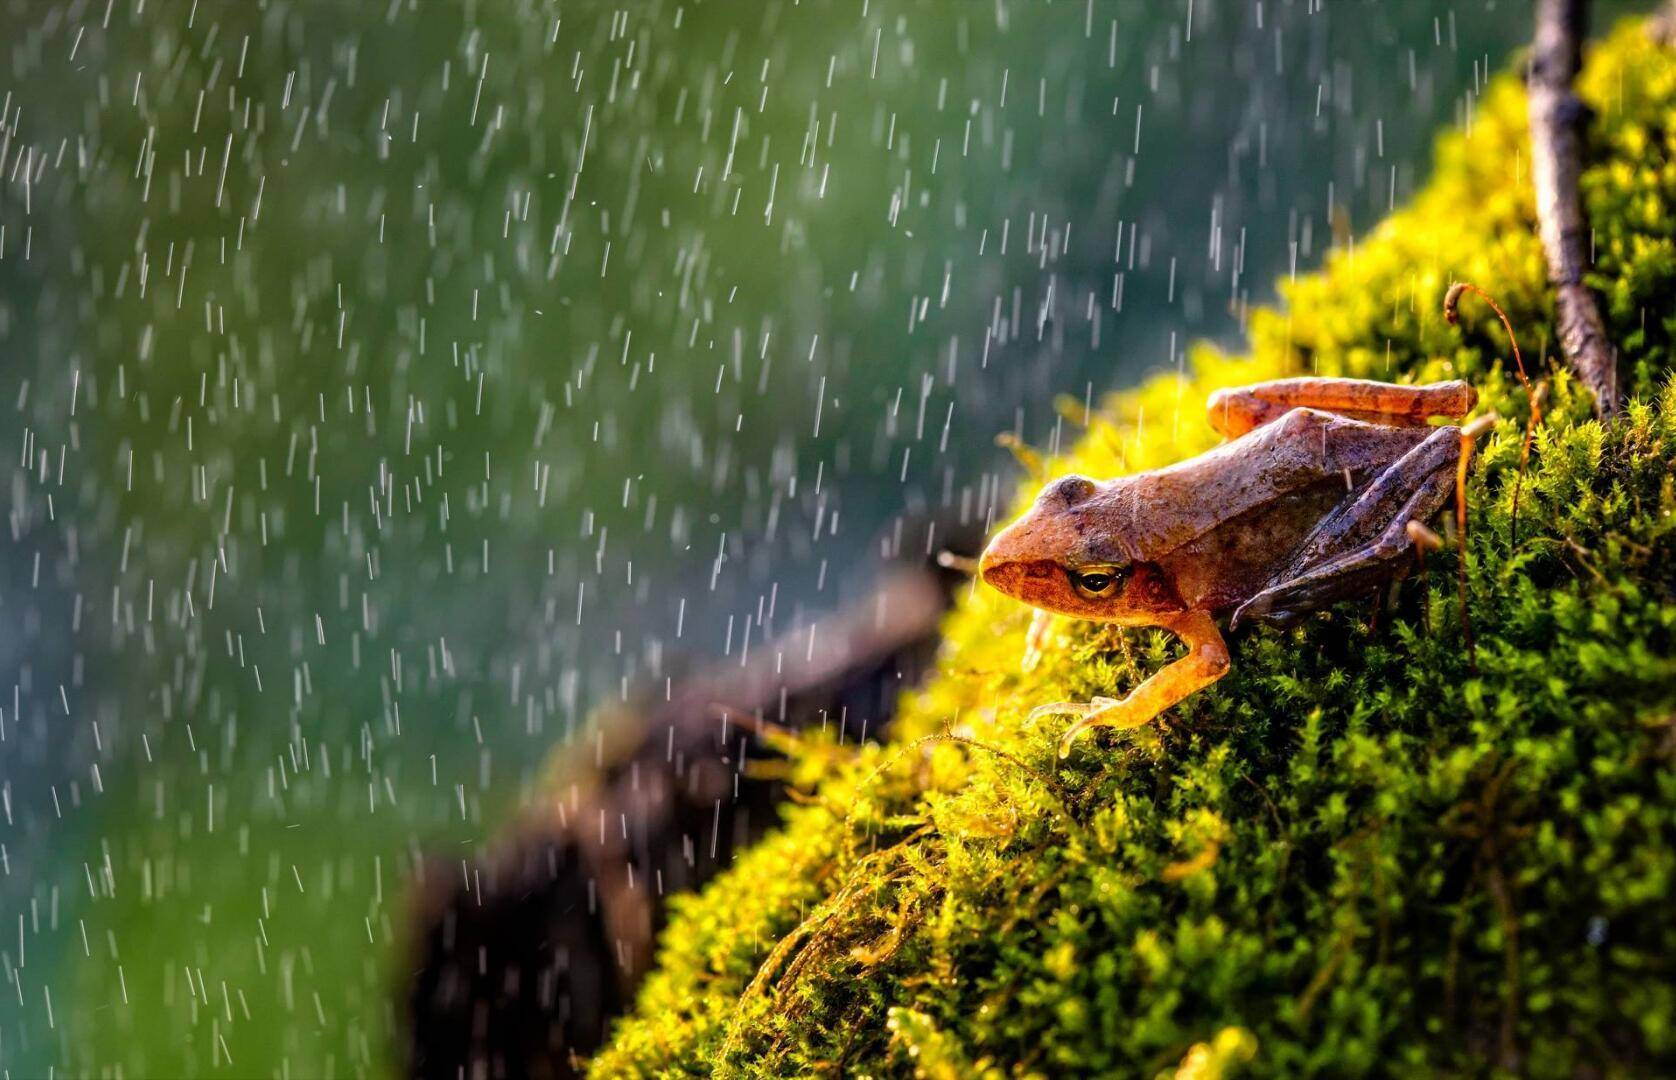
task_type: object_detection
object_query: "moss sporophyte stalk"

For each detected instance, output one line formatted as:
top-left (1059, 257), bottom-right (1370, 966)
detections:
top-left (592, 22), bottom-right (1676, 1078)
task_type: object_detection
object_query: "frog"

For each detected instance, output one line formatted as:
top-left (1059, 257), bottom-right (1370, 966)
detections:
top-left (978, 376), bottom-right (1483, 757)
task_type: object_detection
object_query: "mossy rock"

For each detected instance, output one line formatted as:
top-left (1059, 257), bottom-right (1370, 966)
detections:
top-left (592, 23), bottom-right (1676, 1078)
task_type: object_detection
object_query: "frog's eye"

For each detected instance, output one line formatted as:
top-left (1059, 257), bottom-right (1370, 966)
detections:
top-left (1069, 565), bottom-right (1124, 600)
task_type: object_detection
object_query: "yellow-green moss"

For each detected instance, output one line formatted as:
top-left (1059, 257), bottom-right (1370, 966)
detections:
top-left (593, 23), bottom-right (1676, 1078)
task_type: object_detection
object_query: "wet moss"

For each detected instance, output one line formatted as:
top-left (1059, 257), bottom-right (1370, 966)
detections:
top-left (592, 23), bottom-right (1676, 1078)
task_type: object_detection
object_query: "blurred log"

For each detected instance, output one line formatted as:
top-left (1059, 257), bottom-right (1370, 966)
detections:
top-left (1528, 0), bottom-right (1619, 417)
top-left (402, 523), bottom-right (980, 1078)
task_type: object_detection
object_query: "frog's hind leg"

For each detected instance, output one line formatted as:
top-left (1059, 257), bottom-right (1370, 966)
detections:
top-left (1230, 425), bottom-right (1462, 630)
top-left (1207, 377), bottom-right (1476, 438)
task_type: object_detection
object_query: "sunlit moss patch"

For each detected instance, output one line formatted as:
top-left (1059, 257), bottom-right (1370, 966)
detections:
top-left (593, 24), bottom-right (1676, 1078)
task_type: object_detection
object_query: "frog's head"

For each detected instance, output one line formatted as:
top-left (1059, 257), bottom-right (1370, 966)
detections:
top-left (979, 474), bottom-right (1183, 625)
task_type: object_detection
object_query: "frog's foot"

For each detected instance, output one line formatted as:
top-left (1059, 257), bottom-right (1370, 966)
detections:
top-left (1021, 610), bottom-right (1053, 672)
top-left (1232, 425), bottom-right (1463, 629)
top-left (1030, 696), bottom-right (1151, 757)
top-left (1039, 611), bottom-right (1231, 758)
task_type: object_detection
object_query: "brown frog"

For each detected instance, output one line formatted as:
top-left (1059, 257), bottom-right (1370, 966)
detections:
top-left (979, 376), bottom-right (1483, 756)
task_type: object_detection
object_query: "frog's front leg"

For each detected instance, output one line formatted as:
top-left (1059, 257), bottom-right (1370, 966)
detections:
top-left (1232, 424), bottom-right (1463, 629)
top-left (1031, 610), bottom-right (1230, 757)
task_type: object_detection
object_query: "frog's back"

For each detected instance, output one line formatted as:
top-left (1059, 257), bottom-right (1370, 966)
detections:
top-left (1159, 478), bottom-right (1353, 612)
top-left (1095, 409), bottom-right (1434, 608)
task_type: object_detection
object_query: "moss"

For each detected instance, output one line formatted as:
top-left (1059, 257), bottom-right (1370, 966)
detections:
top-left (592, 23), bottom-right (1676, 1078)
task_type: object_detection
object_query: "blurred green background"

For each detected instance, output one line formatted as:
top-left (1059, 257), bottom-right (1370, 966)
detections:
top-left (0, 0), bottom-right (1637, 1074)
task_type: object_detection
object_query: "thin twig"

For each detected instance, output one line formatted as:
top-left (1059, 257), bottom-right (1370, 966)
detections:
top-left (1528, 0), bottom-right (1619, 417)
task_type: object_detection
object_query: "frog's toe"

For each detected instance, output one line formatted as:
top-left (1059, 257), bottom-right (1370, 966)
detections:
top-left (1057, 714), bottom-right (1102, 757)
top-left (1056, 696), bottom-right (1153, 757)
top-left (1028, 697), bottom-right (1097, 723)
top-left (1027, 700), bottom-right (1079, 723)
top-left (1230, 592), bottom-right (1306, 631)
top-left (1228, 595), bottom-right (1265, 631)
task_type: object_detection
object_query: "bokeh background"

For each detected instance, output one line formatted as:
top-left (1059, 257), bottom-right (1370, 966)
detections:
top-left (0, 0), bottom-right (1638, 1074)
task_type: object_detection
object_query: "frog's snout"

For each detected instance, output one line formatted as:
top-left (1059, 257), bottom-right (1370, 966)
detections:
top-left (981, 475), bottom-right (1097, 597)
top-left (978, 531), bottom-right (1015, 593)
top-left (978, 520), bottom-right (1026, 595)
top-left (979, 517), bottom-right (1050, 599)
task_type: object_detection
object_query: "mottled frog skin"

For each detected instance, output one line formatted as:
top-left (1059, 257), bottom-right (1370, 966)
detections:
top-left (979, 377), bottom-right (1476, 755)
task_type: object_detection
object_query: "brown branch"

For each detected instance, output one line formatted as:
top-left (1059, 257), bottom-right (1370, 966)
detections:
top-left (1528, 0), bottom-right (1619, 418)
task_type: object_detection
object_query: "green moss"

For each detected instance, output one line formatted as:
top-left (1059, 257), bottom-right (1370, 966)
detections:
top-left (593, 23), bottom-right (1676, 1078)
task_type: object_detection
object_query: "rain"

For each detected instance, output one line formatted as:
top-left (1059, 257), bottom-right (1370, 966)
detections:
top-left (0, 1), bottom-right (1602, 1074)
